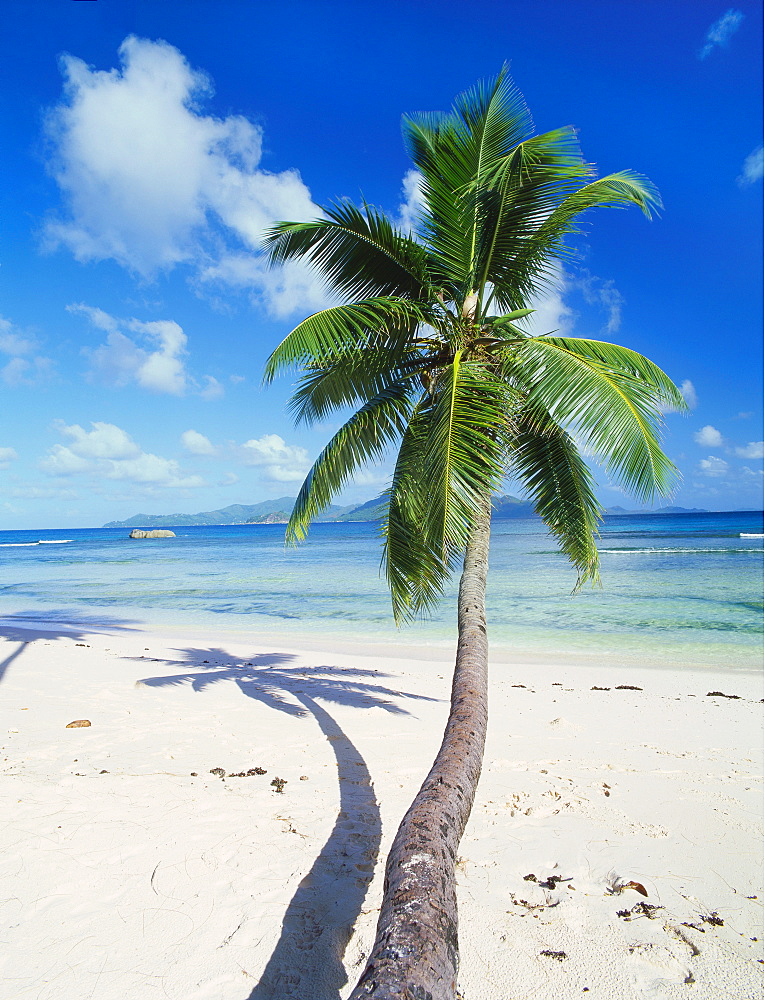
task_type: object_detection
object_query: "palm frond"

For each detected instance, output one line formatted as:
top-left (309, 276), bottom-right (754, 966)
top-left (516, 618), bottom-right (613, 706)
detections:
top-left (288, 345), bottom-right (426, 424)
top-left (402, 67), bottom-right (536, 297)
top-left (262, 202), bottom-right (430, 301)
top-left (418, 354), bottom-right (508, 557)
top-left (382, 401), bottom-right (453, 622)
top-left (510, 337), bottom-right (682, 501)
top-left (263, 296), bottom-right (431, 383)
top-left (530, 171), bottom-right (662, 254)
top-left (509, 405), bottom-right (602, 589)
top-left (287, 383), bottom-right (414, 543)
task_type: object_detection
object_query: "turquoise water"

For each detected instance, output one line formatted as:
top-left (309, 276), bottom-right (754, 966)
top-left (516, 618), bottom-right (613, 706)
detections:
top-left (0, 511), bottom-right (762, 671)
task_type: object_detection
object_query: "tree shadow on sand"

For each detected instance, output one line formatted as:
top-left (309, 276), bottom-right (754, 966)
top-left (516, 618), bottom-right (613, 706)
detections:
top-left (0, 611), bottom-right (138, 687)
top-left (138, 646), bottom-right (437, 1000)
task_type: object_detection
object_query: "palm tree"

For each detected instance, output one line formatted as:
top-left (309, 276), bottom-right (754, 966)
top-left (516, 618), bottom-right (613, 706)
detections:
top-left (262, 68), bottom-right (685, 1000)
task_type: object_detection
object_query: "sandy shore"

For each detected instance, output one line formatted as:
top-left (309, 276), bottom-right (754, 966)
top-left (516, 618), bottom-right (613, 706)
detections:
top-left (0, 621), bottom-right (762, 999)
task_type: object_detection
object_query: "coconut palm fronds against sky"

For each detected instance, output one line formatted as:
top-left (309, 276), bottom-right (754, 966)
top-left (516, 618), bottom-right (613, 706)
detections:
top-left (0, 0), bottom-right (761, 527)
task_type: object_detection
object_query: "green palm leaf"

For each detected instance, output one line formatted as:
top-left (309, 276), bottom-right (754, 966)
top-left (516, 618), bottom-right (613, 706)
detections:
top-left (382, 401), bottom-right (453, 621)
top-left (263, 202), bottom-right (429, 301)
top-left (287, 383), bottom-right (414, 543)
top-left (403, 67), bottom-right (536, 297)
top-left (288, 345), bottom-right (425, 424)
top-left (263, 296), bottom-right (431, 383)
top-left (266, 67), bottom-right (680, 620)
top-left (509, 405), bottom-right (602, 589)
top-left (511, 337), bottom-right (682, 500)
top-left (418, 354), bottom-right (509, 559)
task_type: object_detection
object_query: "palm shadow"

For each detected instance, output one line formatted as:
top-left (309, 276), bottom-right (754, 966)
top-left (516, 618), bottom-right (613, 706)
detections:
top-left (0, 611), bottom-right (138, 687)
top-left (138, 646), bottom-right (437, 1000)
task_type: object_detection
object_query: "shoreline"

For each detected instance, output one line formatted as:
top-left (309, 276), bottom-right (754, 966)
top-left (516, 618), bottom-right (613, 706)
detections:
top-left (1, 619), bottom-right (762, 998)
top-left (1, 613), bottom-right (762, 676)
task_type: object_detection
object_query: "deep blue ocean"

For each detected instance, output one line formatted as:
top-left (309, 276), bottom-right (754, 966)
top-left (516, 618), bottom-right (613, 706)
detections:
top-left (0, 511), bottom-right (762, 672)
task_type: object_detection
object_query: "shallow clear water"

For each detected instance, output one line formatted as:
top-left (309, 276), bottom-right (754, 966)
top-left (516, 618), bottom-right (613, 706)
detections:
top-left (0, 511), bottom-right (762, 671)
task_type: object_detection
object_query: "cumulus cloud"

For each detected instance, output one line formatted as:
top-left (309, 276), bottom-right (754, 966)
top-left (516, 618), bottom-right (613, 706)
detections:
top-left (70, 303), bottom-right (221, 397)
top-left (181, 429), bottom-right (216, 455)
top-left (397, 169), bottom-right (426, 233)
top-left (0, 316), bottom-right (55, 386)
top-left (0, 317), bottom-right (38, 356)
top-left (522, 262), bottom-right (573, 337)
top-left (698, 455), bottom-right (729, 477)
top-left (734, 441), bottom-right (764, 459)
top-left (737, 146), bottom-right (764, 187)
top-left (698, 9), bottom-right (744, 59)
top-left (240, 433), bottom-right (311, 482)
top-left (694, 425), bottom-right (723, 447)
top-left (679, 379), bottom-right (698, 410)
top-left (199, 375), bottom-right (224, 401)
top-left (45, 36), bottom-right (326, 316)
top-left (198, 253), bottom-right (333, 319)
top-left (41, 421), bottom-right (204, 487)
top-left (2, 356), bottom-right (55, 387)
top-left (0, 446), bottom-right (18, 469)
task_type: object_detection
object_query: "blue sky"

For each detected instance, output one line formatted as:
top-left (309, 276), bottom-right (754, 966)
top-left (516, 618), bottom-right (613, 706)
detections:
top-left (1, 0), bottom-right (762, 529)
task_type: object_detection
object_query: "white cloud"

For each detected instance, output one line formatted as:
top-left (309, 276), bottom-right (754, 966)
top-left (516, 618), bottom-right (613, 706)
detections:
top-left (56, 420), bottom-right (139, 459)
top-left (679, 379), bottom-right (698, 409)
top-left (0, 446), bottom-right (18, 469)
top-left (0, 316), bottom-right (54, 385)
top-left (181, 429), bottom-right (216, 455)
top-left (734, 441), bottom-right (764, 459)
top-left (397, 169), bottom-right (426, 233)
top-left (240, 433), bottom-right (310, 482)
top-left (0, 317), bottom-right (37, 356)
top-left (198, 253), bottom-right (333, 319)
top-left (694, 424), bottom-right (723, 447)
top-left (1, 356), bottom-right (55, 387)
top-left (199, 375), bottom-right (224, 401)
top-left (41, 421), bottom-right (204, 488)
top-left (698, 455), bottom-right (729, 477)
top-left (523, 262), bottom-right (573, 337)
top-left (71, 303), bottom-right (222, 397)
top-left (45, 36), bottom-right (325, 317)
top-left (129, 319), bottom-right (188, 394)
top-left (737, 146), bottom-right (764, 187)
top-left (698, 9), bottom-right (744, 59)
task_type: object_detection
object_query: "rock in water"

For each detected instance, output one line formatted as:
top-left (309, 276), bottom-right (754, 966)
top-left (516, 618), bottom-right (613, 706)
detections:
top-left (129, 529), bottom-right (176, 539)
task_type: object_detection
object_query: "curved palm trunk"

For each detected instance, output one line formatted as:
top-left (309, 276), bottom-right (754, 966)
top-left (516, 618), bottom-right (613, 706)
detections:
top-left (349, 503), bottom-right (491, 1000)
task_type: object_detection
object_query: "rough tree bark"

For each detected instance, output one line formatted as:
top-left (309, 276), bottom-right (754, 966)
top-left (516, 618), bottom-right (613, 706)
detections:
top-left (349, 502), bottom-right (491, 1000)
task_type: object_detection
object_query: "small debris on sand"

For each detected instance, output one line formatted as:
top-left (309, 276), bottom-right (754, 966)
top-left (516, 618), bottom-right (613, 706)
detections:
top-left (65, 720), bottom-right (91, 728)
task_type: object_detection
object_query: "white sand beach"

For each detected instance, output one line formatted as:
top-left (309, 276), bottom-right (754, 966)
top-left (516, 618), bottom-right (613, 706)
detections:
top-left (0, 622), bottom-right (762, 999)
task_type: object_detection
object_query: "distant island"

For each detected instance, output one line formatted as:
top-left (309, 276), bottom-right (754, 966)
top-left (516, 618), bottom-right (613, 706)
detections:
top-left (103, 496), bottom-right (710, 529)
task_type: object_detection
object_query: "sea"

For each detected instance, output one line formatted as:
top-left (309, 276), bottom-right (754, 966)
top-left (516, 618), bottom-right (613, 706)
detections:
top-left (0, 511), bottom-right (762, 673)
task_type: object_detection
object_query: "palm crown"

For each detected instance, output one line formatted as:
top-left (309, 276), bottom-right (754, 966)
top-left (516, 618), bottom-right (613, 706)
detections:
top-left (264, 68), bottom-right (685, 621)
